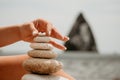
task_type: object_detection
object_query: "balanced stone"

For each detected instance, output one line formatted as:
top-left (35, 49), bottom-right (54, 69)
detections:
top-left (23, 58), bottom-right (63, 74)
top-left (28, 50), bottom-right (57, 59)
top-left (34, 36), bottom-right (51, 43)
top-left (22, 33), bottom-right (67, 80)
top-left (30, 43), bottom-right (53, 50)
top-left (22, 74), bottom-right (68, 80)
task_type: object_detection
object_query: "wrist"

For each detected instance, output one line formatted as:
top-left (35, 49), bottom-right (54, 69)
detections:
top-left (17, 24), bottom-right (23, 41)
top-left (19, 22), bottom-right (34, 42)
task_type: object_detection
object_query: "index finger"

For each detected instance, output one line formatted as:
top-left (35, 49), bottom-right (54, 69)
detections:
top-left (50, 28), bottom-right (69, 42)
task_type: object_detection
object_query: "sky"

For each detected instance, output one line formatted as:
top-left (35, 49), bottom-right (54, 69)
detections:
top-left (0, 0), bottom-right (120, 54)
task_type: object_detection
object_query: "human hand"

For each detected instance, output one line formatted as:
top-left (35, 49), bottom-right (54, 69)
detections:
top-left (19, 19), bottom-right (69, 50)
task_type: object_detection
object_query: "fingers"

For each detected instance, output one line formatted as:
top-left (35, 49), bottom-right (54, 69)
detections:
top-left (49, 40), bottom-right (66, 50)
top-left (29, 23), bottom-right (39, 37)
top-left (33, 19), bottom-right (69, 41)
top-left (46, 23), bottom-right (52, 36)
top-left (50, 28), bottom-right (69, 42)
top-left (32, 36), bottom-right (66, 50)
top-left (63, 36), bottom-right (69, 41)
top-left (32, 18), bottom-right (69, 50)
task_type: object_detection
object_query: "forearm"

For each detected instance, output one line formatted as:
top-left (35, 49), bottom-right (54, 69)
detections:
top-left (0, 25), bottom-right (21, 47)
top-left (0, 54), bottom-right (29, 80)
top-left (0, 54), bottom-right (75, 80)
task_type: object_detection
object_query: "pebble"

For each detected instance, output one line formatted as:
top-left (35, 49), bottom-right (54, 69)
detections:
top-left (28, 50), bottom-right (57, 59)
top-left (30, 43), bottom-right (53, 50)
top-left (23, 58), bottom-right (63, 74)
top-left (34, 36), bottom-right (51, 43)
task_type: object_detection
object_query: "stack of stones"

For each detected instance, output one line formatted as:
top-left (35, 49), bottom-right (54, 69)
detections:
top-left (21, 33), bottom-right (68, 80)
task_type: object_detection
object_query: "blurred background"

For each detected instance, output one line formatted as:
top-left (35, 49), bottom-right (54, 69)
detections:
top-left (0, 0), bottom-right (120, 54)
top-left (0, 0), bottom-right (120, 80)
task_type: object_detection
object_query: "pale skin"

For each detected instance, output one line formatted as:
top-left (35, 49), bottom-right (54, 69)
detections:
top-left (0, 19), bottom-right (74, 80)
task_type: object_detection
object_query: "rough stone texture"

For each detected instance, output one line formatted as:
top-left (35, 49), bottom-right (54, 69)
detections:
top-left (23, 58), bottom-right (63, 74)
top-left (57, 52), bottom-right (120, 80)
top-left (30, 43), bottom-right (53, 50)
top-left (28, 50), bottom-right (57, 59)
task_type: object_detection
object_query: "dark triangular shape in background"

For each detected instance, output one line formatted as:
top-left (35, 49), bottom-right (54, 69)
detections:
top-left (64, 13), bottom-right (97, 52)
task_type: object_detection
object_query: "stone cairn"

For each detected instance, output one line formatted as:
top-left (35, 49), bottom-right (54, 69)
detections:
top-left (21, 33), bottom-right (68, 80)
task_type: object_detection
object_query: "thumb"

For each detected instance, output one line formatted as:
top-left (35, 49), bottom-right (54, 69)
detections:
top-left (30, 23), bottom-right (38, 36)
top-left (32, 30), bottom-right (38, 36)
top-left (46, 23), bottom-right (52, 36)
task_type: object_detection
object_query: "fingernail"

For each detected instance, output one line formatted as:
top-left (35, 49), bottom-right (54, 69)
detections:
top-left (63, 36), bottom-right (69, 41)
top-left (66, 37), bottom-right (69, 40)
top-left (62, 46), bottom-right (67, 50)
top-left (64, 47), bottom-right (67, 50)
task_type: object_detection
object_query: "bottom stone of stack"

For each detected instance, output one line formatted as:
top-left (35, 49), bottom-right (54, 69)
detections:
top-left (23, 58), bottom-right (63, 74)
top-left (21, 74), bottom-right (68, 80)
